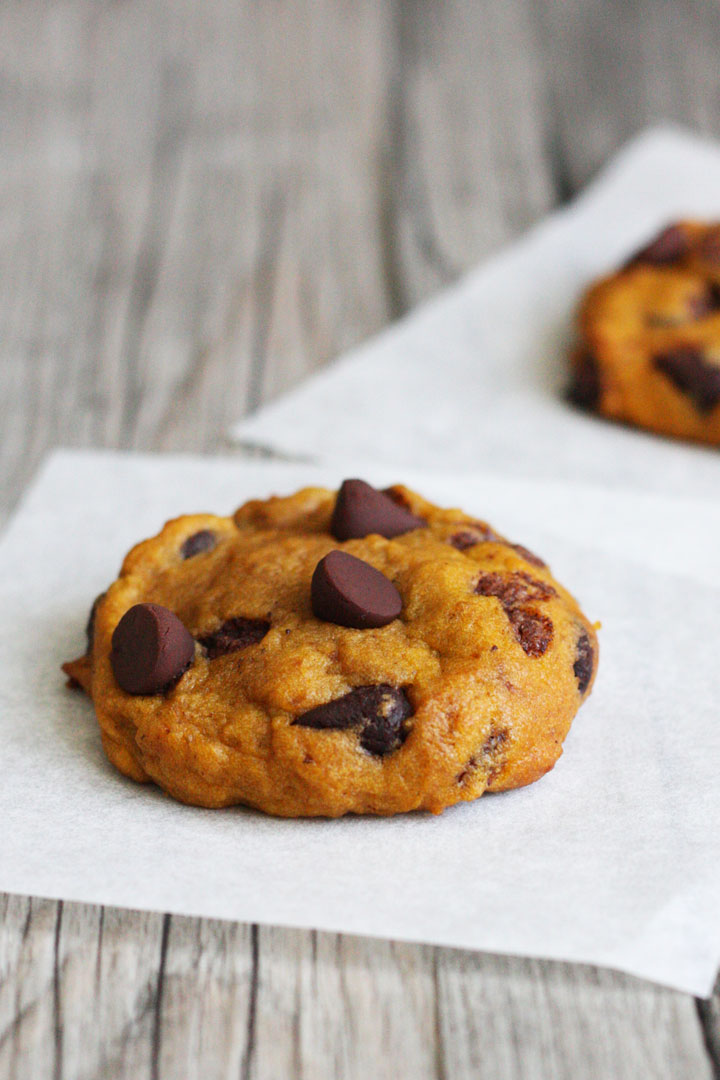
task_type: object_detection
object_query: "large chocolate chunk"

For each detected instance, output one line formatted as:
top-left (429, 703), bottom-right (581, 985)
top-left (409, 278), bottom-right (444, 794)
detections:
top-left (293, 684), bottom-right (413, 756)
top-left (312, 550), bottom-right (402, 629)
top-left (111, 603), bottom-right (195, 695)
top-left (198, 617), bottom-right (270, 659)
top-left (331, 479), bottom-right (426, 541)
top-left (653, 346), bottom-right (720, 413)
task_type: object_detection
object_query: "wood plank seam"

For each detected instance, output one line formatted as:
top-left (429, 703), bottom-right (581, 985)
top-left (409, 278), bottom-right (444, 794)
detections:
top-left (394, 0), bottom-right (461, 296)
top-left (245, 191), bottom-right (287, 415)
top-left (530, 3), bottom-right (576, 206)
top-left (118, 63), bottom-right (191, 447)
top-left (52, 901), bottom-right (64, 1080)
top-left (240, 924), bottom-right (260, 1080)
top-left (150, 912), bottom-right (172, 1080)
top-left (697, 994), bottom-right (720, 1079)
top-left (432, 950), bottom-right (448, 1080)
top-left (94, 907), bottom-right (105, 1001)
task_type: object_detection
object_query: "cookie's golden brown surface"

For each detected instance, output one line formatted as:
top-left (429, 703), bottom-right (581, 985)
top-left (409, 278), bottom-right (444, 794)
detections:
top-left (64, 485), bottom-right (598, 817)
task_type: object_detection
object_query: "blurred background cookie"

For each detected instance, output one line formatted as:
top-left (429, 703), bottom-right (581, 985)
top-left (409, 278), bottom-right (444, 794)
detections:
top-left (570, 221), bottom-right (720, 444)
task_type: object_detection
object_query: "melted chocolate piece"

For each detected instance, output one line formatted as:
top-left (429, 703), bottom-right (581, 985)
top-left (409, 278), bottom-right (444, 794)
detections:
top-left (181, 530), bottom-right (217, 559)
top-left (653, 346), bottom-right (720, 413)
top-left (574, 630), bottom-right (595, 694)
top-left (293, 684), bottom-right (413, 756)
top-left (457, 729), bottom-right (509, 784)
top-left (198, 617), bottom-right (270, 659)
top-left (510, 543), bottom-right (546, 568)
top-left (449, 522), bottom-right (501, 550)
top-left (475, 572), bottom-right (556, 657)
top-left (475, 571), bottom-right (556, 607)
top-left (506, 608), bottom-right (554, 658)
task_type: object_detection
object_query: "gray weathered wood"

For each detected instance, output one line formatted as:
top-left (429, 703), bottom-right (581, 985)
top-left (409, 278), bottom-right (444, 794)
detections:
top-left (398, 1), bottom-right (720, 1073)
top-left (1, 0), bottom-right (719, 1077)
top-left (698, 987), bottom-right (720, 1078)
top-left (436, 951), bottom-right (714, 1080)
top-left (393, 0), bottom-right (557, 308)
top-left (537, 0), bottom-right (720, 195)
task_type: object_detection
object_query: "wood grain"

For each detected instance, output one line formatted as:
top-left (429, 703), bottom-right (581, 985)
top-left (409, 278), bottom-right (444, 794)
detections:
top-left (392, 0), bottom-right (556, 308)
top-left (1, 0), bottom-right (719, 1077)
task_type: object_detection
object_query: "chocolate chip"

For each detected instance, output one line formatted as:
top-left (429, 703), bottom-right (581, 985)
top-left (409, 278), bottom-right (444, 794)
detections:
top-left (181, 530), bottom-right (217, 559)
top-left (567, 350), bottom-right (601, 411)
top-left (293, 684), bottom-right (412, 756)
top-left (111, 603), bottom-right (195, 695)
top-left (331, 479), bottom-right (426, 541)
top-left (475, 572), bottom-right (555, 657)
top-left (451, 526), bottom-right (545, 567)
top-left (627, 223), bottom-right (689, 266)
top-left (506, 608), bottom-right (553, 657)
top-left (450, 531), bottom-right (486, 551)
top-left (653, 346), bottom-right (720, 413)
top-left (85, 592), bottom-right (106, 654)
top-left (574, 630), bottom-right (594, 694)
top-left (510, 543), bottom-right (546, 569)
top-left (475, 571), bottom-right (556, 607)
top-left (449, 522), bottom-right (501, 550)
top-left (198, 617), bottom-right (270, 659)
top-left (312, 550), bottom-right (402, 629)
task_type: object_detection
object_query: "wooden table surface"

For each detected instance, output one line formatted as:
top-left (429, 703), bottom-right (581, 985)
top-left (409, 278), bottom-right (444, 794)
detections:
top-left (1, 2), bottom-right (720, 1077)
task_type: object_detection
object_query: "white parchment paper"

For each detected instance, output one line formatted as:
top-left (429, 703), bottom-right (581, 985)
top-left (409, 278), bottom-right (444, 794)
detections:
top-left (1, 450), bottom-right (719, 996)
top-left (231, 126), bottom-right (720, 496)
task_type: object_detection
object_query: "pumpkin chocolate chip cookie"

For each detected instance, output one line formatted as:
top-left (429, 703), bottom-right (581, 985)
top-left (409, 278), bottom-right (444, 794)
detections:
top-left (569, 220), bottom-right (720, 444)
top-left (63, 479), bottom-right (598, 818)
